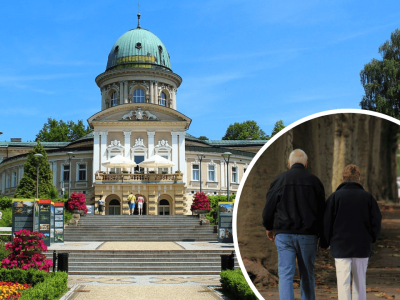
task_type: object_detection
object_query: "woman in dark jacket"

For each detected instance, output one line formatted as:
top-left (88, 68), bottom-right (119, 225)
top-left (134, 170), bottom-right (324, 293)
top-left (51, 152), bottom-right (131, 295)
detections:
top-left (323, 165), bottom-right (382, 300)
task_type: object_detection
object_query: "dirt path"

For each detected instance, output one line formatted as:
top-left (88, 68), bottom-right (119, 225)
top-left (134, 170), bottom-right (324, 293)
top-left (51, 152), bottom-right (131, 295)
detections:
top-left (258, 203), bottom-right (400, 300)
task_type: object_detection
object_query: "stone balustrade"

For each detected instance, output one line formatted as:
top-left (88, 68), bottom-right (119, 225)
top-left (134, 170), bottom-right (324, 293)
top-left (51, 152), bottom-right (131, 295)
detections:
top-left (95, 172), bottom-right (182, 182)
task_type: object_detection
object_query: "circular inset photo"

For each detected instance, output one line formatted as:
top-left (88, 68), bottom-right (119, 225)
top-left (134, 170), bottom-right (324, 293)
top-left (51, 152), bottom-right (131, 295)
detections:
top-left (234, 109), bottom-right (400, 300)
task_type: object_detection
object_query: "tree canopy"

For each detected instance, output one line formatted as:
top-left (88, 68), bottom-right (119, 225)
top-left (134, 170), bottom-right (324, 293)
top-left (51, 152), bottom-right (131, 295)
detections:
top-left (14, 141), bottom-right (56, 199)
top-left (222, 120), bottom-right (268, 140)
top-left (198, 136), bottom-right (209, 141)
top-left (360, 28), bottom-right (400, 118)
top-left (35, 118), bottom-right (92, 142)
top-left (271, 120), bottom-right (285, 137)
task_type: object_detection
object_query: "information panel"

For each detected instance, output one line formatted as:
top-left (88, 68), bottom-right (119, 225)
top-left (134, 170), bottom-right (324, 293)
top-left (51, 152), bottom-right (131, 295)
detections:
top-left (53, 202), bottom-right (64, 243)
top-left (218, 201), bottom-right (234, 243)
top-left (12, 199), bottom-right (35, 236)
top-left (38, 199), bottom-right (51, 246)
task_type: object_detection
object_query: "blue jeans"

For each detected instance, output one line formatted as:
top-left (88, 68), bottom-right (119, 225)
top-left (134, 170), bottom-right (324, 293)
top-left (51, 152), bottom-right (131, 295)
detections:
top-left (275, 233), bottom-right (318, 300)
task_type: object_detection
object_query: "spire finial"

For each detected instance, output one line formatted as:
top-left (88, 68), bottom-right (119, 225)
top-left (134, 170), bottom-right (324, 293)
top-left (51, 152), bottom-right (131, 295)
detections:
top-left (137, 1), bottom-right (141, 28)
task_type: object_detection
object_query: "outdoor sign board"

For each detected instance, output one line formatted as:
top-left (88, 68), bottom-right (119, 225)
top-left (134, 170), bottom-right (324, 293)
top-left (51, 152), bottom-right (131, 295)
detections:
top-left (12, 199), bottom-right (35, 237)
top-left (218, 201), bottom-right (234, 243)
top-left (53, 202), bottom-right (64, 243)
top-left (86, 205), bottom-right (94, 215)
top-left (50, 202), bottom-right (55, 244)
top-left (38, 199), bottom-right (51, 246)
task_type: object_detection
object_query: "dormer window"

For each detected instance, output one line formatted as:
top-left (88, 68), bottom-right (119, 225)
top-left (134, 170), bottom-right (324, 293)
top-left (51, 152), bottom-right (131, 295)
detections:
top-left (135, 42), bottom-right (142, 50)
top-left (114, 46), bottom-right (119, 52)
top-left (158, 45), bottom-right (163, 52)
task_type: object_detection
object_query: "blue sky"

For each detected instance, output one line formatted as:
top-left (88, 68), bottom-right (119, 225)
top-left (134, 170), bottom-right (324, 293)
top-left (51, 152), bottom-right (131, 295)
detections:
top-left (1, 0), bottom-right (399, 141)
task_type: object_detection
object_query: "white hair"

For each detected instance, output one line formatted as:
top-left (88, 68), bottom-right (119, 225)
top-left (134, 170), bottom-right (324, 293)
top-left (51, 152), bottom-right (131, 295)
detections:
top-left (288, 149), bottom-right (308, 167)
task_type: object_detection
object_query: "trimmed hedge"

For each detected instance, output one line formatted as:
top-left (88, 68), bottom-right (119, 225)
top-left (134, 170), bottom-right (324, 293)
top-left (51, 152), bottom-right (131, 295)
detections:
top-left (220, 268), bottom-right (257, 300)
top-left (0, 269), bottom-right (68, 300)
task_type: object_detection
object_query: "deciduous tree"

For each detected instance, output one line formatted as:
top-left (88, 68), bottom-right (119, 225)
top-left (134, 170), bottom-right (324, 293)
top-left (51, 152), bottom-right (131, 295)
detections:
top-left (222, 120), bottom-right (268, 140)
top-left (35, 118), bottom-right (92, 142)
top-left (360, 29), bottom-right (400, 118)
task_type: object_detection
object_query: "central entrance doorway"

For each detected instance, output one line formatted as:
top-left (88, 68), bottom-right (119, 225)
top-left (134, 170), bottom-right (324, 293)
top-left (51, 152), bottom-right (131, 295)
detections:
top-left (158, 199), bottom-right (170, 215)
top-left (108, 199), bottom-right (121, 215)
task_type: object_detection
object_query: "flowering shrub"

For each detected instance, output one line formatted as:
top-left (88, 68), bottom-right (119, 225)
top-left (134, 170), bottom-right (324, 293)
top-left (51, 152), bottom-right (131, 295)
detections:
top-left (0, 281), bottom-right (31, 300)
top-left (1, 230), bottom-right (53, 272)
top-left (190, 192), bottom-right (211, 212)
top-left (67, 192), bottom-right (88, 214)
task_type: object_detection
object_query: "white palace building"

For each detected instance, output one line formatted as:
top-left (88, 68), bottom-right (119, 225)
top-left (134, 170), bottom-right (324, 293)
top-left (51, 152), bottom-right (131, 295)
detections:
top-left (0, 16), bottom-right (266, 216)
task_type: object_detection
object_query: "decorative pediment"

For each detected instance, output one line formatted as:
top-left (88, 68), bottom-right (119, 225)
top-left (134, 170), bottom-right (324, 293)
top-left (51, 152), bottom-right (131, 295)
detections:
top-left (121, 108), bottom-right (158, 121)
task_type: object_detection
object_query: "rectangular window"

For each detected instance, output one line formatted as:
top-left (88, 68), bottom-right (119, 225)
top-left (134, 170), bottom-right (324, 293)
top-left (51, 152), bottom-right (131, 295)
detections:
top-left (158, 156), bottom-right (169, 174)
top-left (12, 172), bottom-right (17, 187)
top-left (6, 174), bottom-right (10, 188)
top-left (192, 164), bottom-right (199, 181)
top-left (78, 164), bottom-right (86, 181)
top-left (63, 165), bottom-right (70, 182)
top-left (208, 165), bottom-right (215, 182)
top-left (232, 167), bottom-right (238, 183)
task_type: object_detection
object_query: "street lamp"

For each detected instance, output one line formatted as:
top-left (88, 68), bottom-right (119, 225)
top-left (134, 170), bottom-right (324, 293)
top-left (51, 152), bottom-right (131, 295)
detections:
top-left (33, 153), bottom-right (43, 198)
top-left (67, 152), bottom-right (74, 197)
top-left (196, 153), bottom-right (205, 193)
top-left (221, 152), bottom-right (232, 200)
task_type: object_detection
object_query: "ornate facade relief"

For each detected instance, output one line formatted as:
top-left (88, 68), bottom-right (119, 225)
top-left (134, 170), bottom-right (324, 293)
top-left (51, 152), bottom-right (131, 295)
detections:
top-left (121, 108), bottom-right (159, 121)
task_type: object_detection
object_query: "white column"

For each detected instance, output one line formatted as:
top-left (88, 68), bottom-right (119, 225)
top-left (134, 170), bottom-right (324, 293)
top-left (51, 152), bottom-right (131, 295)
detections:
top-left (100, 131), bottom-right (108, 172)
top-left (171, 132), bottom-right (178, 173)
top-left (124, 81), bottom-right (128, 103)
top-left (177, 132), bottom-right (186, 183)
top-left (147, 132), bottom-right (155, 157)
top-left (154, 81), bottom-right (158, 104)
top-left (119, 82), bottom-right (124, 104)
top-left (93, 132), bottom-right (100, 180)
top-left (150, 81), bottom-right (154, 104)
top-left (173, 88), bottom-right (177, 110)
top-left (124, 132), bottom-right (131, 158)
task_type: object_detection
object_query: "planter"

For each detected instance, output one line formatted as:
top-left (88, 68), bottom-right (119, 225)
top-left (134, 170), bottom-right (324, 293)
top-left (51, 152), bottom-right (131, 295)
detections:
top-left (193, 210), bottom-right (210, 215)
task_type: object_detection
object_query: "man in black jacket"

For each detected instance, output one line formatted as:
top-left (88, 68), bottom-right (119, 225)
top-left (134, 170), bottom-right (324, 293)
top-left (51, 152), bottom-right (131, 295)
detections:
top-left (324, 165), bottom-right (381, 300)
top-left (262, 149), bottom-right (327, 300)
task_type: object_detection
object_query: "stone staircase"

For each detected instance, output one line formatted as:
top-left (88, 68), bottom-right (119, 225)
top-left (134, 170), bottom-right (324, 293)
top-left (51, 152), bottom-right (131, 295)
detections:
top-left (47, 250), bottom-right (238, 275)
top-left (65, 215), bottom-right (217, 242)
top-left (51, 215), bottom-right (237, 275)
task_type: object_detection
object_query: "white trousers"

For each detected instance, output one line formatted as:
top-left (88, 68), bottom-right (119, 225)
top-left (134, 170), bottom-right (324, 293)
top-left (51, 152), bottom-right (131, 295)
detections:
top-left (335, 258), bottom-right (369, 300)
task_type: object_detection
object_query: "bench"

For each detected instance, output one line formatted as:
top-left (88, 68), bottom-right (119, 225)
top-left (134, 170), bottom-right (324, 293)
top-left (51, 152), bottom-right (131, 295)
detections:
top-left (0, 227), bottom-right (12, 236)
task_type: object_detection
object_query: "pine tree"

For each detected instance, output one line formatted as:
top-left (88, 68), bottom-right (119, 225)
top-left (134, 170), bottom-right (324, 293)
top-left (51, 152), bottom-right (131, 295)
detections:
top-left (14, 141), bottom-right (56, 199)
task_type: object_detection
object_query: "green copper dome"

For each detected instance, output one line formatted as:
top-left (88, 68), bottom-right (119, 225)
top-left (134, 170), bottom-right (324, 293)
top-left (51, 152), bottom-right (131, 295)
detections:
top-left (106, 27), bottom-right (172, 72)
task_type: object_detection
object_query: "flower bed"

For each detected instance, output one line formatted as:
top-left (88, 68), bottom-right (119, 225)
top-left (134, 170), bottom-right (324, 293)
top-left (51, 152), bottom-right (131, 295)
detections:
top-left (2, 230), bottom-right (52, 272)
top-left (0, 269), bottom-right (68, 300)
top-left (0, 281), bottom-right (30, 300)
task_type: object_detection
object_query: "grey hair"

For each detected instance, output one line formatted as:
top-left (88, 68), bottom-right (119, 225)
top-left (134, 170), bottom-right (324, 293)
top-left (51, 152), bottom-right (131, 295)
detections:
top-left (288, 149), bottom-right (308, 167)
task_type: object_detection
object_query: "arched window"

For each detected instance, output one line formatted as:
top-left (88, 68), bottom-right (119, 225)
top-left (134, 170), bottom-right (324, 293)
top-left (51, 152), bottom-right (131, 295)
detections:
top-left (160, 92), bottom-right (167, 106)
top-left (133, 89), bottom-right (145, 103)
top-left (111, 92), bottom-right (118, 107)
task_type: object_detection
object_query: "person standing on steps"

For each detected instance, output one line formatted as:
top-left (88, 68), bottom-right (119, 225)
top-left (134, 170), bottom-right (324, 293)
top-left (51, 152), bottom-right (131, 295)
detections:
top-left (323, 164), bottom-right (382, 300)
top-left (128, 192), bottom-right (136, 215)
top-left (98, 195), bottom-right (105, 216)
top-left (137, 195), bottom-right (145, 215)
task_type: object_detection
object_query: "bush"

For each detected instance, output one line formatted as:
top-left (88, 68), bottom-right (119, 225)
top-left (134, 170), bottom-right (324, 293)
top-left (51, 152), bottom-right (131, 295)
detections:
top-left (190, 192), bottom-right (211, 212)
top-left (0, 208), bottom-right (12, 227)
top-left (67, 192), bottom-right (88, 214)
top-left (0, 269), bottom-right (68, 300)
top-left (220, 268), bottom-right (257, 300)
top-left (0, 242), bottom-right (10, 261)
top-left (206, 195), bottom-right (235, 225)
top-left (0, 196), bottom-right (12, 210)
top-left (64, 210), bottom-right (73, 225)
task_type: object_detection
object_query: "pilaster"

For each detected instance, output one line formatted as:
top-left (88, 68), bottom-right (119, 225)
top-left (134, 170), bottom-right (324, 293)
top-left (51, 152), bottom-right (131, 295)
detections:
top-left (123, 81), bottom-right (128, 103)
top-left (93, 132), bottom-right (100, 180)
top-left (100, 131), bottom-right (108, 172)
top-left (147, 131), bottom-right (155, 158)
top-left (119, 82), bottom-right (124, 104)
top-left (171, 132), bottom-right (178, 173)
top-left (177, 132), bottom-right (186, 183)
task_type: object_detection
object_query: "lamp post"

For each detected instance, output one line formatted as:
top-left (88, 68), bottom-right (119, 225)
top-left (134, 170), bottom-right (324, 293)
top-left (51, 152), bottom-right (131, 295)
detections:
top-left (33, 153), bottom-right (43, 198)
top-left (221, 152), bottom-right (232, 201)
top-left (67, 152), bottom-right (74, 197)
top-left (197, 153), bottom-right (205, 193)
